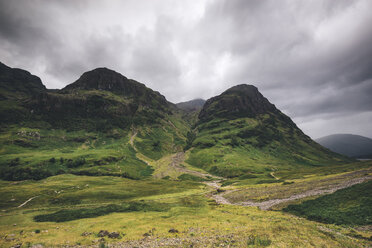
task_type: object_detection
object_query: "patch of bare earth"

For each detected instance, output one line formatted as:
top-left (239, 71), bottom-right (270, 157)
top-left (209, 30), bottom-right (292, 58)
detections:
top-left (209, 169), bottom-right (372, 210)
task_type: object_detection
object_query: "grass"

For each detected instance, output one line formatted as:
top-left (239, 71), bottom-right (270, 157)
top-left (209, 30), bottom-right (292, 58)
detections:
top-left (284, 180), bottom-right (372, 225)
top-left (0, 174), bottom-right (204, 210)
top-left (222, 166), bottom-right (372, 203)
top-left (0, 196), bottom-right (369, 247)
top-left (0, 168), bottom-right (371, 247)
top-left (247, 234), bottom-right (272, 247)
top-left (178, 173), bottom-right (206, 182)
top-left (187, 115), bottom-right (351, 178)
top-left (0, 102), bottom-right (370, 246)
top-left (0, 122), bottom-right (188, 180)
top-left (34, 202), bottom-right (169, 222)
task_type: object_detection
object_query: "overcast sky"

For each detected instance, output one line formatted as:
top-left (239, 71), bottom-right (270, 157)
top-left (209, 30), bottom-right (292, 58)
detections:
top-left (0, 0), bottom-right (371, 139)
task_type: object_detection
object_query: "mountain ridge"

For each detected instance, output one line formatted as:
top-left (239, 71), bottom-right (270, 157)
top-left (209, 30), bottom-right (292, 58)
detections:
top-left (0, 61), bottom-right (352, 181)
top-left (187, 84), bottom-right (350, 177)
top-left (316, 134), bottom-right (372, 158)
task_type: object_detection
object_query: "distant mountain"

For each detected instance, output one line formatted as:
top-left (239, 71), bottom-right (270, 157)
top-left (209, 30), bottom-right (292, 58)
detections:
top-left (316, 134), bottom-right (372, 158)
top-left (176, 99), bottom-right (205, 112)
top-left (186, 84), bottom-right (349, 177)
top-left (176, 99), bottom-right (206, 126)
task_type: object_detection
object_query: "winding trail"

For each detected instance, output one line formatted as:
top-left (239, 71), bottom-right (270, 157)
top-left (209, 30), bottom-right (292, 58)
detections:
top-left (129, 129), bottom-right (138, 151)
top-left (270, 172), bottom-right (279, 180)
top-left (17, 196), bottom-right (39, 208)
top-left (168, 152), bottom-right (222, 180)
top-left (128, 131), bottom-right (372, 211)
top-left (128, 129), bottom-right (152, 167)
top-left (237, 175), bottom-right (372, 210)
top-left (205, 172), bottom-right (372, 210)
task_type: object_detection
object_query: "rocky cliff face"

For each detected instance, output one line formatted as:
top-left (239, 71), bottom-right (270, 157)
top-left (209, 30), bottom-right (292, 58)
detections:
top-left (199, 84), bottom-right (276, 122)
top-left (62, 67), bottom-right (169, 107)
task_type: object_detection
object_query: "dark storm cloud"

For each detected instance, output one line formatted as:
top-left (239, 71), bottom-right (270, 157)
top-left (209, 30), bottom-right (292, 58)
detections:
top-left (0, 0), bottom-right (371, 138)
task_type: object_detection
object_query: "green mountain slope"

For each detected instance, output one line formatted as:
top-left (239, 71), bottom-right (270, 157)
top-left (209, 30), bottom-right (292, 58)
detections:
top-left (26, 67), bottom-right (175, 130)
top-left (0, 63), bottom-right (189, 180)
top-left (176, 99), bottom-right (206, 128)
top-left (186, 84), bottom-right (350, 178)
top-left (0, 62), bottom-right (352, 182)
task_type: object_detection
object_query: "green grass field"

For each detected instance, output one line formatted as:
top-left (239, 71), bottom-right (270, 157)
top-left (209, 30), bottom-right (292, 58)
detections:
top-left (0, 124), bottom-right (371, 247)
top-left (1, 174), bottom-right (371, 247)
top-left (284, 180), bottom-right (372, 226)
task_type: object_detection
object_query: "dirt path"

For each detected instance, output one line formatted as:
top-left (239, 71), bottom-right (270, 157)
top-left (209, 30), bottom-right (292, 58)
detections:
top-left (238, 175), bottom-right (372, 210)
top-left (129, 129), bottom-right (138, 151)
top-left (208, 174), bottom-right (372, 210)
top-left (270, 172), bottom-right (279, 180)
top-left (17, 196), bottom-right (39, 208)
top-left (168, 152), bottom-right (222, 180)
top-left (128, 129), bottom-right (153, 167)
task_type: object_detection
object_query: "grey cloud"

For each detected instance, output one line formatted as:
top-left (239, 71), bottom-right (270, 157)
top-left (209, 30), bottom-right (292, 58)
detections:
top-left (0, 0), bottom-right (371, 138)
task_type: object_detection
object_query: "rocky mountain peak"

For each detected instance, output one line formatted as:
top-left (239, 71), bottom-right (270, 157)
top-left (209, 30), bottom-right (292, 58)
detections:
top-left (199, 84), bottom-right (276, 122)
top-left (0, 61), bottom-right (46, 97)
top-left (63, 67), bottom-right (136, 92)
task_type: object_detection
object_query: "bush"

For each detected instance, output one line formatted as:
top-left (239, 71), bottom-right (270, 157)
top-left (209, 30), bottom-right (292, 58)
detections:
top-left (178, 174), bottom-right (205, 182)
top-left (230, 136), bottom-right (240, 147)
top-left (0, 167), bottom-right (53, 181)
top-left (49, 157), bottom-right (56, 163)
top-left (184, 131), bottom-right (196, 151)
top-left (238, 174), bottom-right (258, 180)
top-left (8, 158), bottom-right (20, 167)
top-left (34, 202), bottom-right (169, 222)
top-left (65, 158), bottom-right (86, 168)
top-left (282, 181), bottom-right (294, 185)
top-left (152, 140), bottom-right (161, 151)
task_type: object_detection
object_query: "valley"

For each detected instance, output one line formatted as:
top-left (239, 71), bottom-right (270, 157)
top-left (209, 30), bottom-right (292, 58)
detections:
top-left (0, 62), bottom-right (371, 247)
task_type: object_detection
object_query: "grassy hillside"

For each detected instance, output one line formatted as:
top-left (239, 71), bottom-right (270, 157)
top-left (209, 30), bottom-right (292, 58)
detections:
top-left (0, 64), bottom-right (190, 181)
top-left (284, 180), bottom-right (372, 226)
top-left (186, 85), bottom-right (350, 178)
top-left (1, 63), bottom-right (371, 247)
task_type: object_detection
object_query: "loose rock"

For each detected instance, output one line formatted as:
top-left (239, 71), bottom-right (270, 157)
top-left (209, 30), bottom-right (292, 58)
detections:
top-left (169, 228), bottom-right (179, 233)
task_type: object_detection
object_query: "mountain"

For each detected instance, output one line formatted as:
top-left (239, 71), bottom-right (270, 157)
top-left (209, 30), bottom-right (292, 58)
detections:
top-left (63, 67), bottom-right (169, 107)
top-left (176, 98), bottom-right (205, 112)
top-left (0, 61), bottom-right (351, 182)
top-left (0, 62), bottom-right (189, 181)
top-left (316, 134), bottom-right (372, 158)
top-left (0, 62), bottom-right (46, 123)
top-left (186, 84), bottom-right (350, 177)
top-left (199, 85), bottom-right (276, 122)
top-left (25, 67), bottom-right (174, 130)
top-left (0, 62), bottom-right (46, 99)
top-left (176, 99), bottom-right (206, 126)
